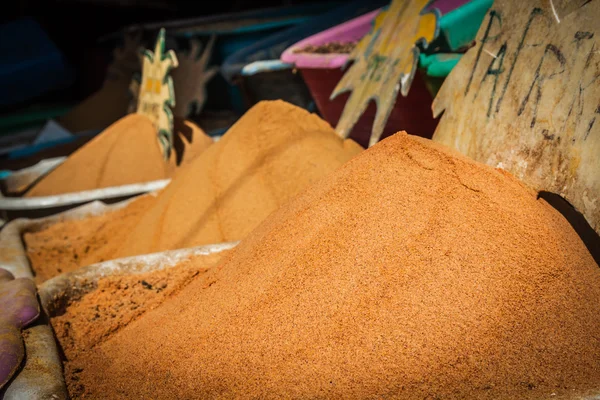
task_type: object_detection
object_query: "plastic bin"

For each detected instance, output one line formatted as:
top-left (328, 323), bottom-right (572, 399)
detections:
top-left (281, 1), bottom-right (490, 147)
top-left (220, 0), bottom-right (388, 112)
top-left (281, 10), bottom-right (436, 147)
top-left (221, 1), bottom-right (388, 83)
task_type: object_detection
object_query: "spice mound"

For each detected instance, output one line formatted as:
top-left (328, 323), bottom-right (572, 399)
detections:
top-left (72, 133), bottom-right (600, 399)
top-left (114, 99), bottom-right (362, 258)
top-left (24, 194), bottom-right (157, 283)
top-left (23, 101), bottom-right (360, 280)
top-left (25, 115), bottom-right (212, 197)
top-left (50, 250), bottom-right (228, 398)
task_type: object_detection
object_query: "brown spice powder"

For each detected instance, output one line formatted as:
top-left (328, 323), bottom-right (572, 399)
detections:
top-left (25, 115), bottom-right (212, 197)
top-left (24, 194), bottom-right (157, 283)
top-left (114, 100), bottom-right (362, 258)
top-left (51, 251), bottom-right (228, 398)
top-left (73, 133), bottom-right (600, 399)
top-left (173, 118), bottom-right (213, 168)
top-left (23, 101), bottom-right (358, 282)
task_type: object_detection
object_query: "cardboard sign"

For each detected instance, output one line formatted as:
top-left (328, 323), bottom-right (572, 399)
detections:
top-left (331, 0), bottom-right (440, 147)
top-left (432, 0), bottom-right (600, 234)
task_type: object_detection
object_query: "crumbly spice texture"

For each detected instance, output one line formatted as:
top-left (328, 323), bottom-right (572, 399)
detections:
top-left (51, 251), bottom-right (228, 398)
top-left (25, 115), bottom-right (211, 197)
top-left (70, 133), bottom-right (600, 399)
top-left (23, 101), bottom-right (356, 281)
top-left (114, 100), bottom-right (362, 258)
top-left (24, 194), bottom-right (157, 284)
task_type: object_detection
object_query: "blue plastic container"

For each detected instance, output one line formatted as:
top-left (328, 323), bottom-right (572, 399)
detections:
top-left (0, 18), bottom-right (74, 108)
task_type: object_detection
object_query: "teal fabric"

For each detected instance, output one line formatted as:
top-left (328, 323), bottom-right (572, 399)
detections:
top-left (419, 53), bottom-right (462, 78)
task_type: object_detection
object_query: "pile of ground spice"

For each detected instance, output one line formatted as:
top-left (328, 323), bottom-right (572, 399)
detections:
top-left (114, 100), bottom-right (362, 258)
top-left (50, 250), bottom-right (228, 397)
top-left (24, 194), bottom-right (157, 283)
top-left (294, 41), bottom-right (357, 54)
top-left (22, 101), bottom-right (358, 282)
top-left (72, 133), bottom-right (600, 399)
top-left (25, 115), bottom-right (212, 197)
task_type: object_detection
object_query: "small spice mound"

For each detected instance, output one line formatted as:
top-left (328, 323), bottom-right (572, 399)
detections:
top-left (73, 133), bottom-right (600, 399)
top-left (52, 250), bottom-right (228, 398)
top-left (114, 100), bottom-right (362, 258)
top-left (295, 41), bottom-right (357, 54)
top-left (25, 115), bottom-right (212, 197)
top-left (24, 194), bottom-right (157, 283)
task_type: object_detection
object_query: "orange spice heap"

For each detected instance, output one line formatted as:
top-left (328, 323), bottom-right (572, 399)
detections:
top-left (24, 100), bottom-right (362, 283)
top-left (71, 133), bottom-right (600, 399)
top-left (114, 100), bottom-right (362, 258)
top-left (26, 115), bottom-right (212, 197)
top-left (24, 194), bottom-right (157, 283)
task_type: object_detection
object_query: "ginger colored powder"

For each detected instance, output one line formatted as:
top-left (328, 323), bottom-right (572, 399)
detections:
top-left (23, 100), bottom-right (360, 281)
top-left (24, 194), bottom-right (157, 283)
top-left (113, 100), bottom-right (362, 258)
top-left (49, 251), bottom-right (228, 397)
top-left (72, 133), bottom-right (600, 399)
top-left (25, 115), bottom-right (212, 197)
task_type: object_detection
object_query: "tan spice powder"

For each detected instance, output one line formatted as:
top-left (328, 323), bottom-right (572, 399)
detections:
top-left (24, 100), bottom-right (360, 283)
top-left (113, 100), bottom-right (362, 258)
top-left (72, 133), bottom-right (600, 399)
top-left (50, 251), bottom-right (228, 397)
top-left (24, 194), bottom-right (157, 283)
top-left (25, 115), bottom-right (212, 197)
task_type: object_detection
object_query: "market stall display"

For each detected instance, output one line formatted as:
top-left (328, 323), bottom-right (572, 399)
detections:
top-left (1, 1), bottom-right (598, 397)
top-left (221, 0), bottom-right (388, 111)
top-left (0, 29), bottom-right (213, 221)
